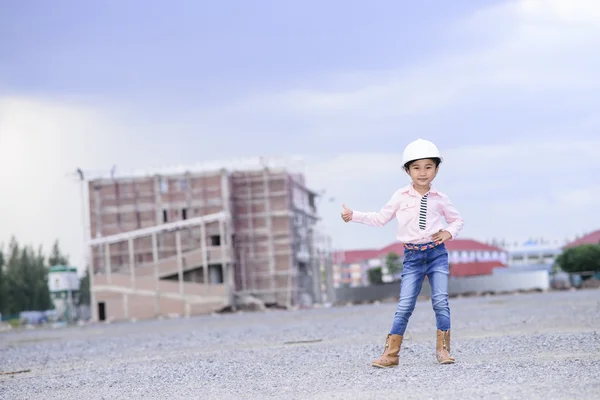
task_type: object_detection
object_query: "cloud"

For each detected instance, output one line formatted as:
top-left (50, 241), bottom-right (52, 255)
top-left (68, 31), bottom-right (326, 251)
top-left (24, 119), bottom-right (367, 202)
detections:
top-left (0, 96), bottom-right (153, 272)
top-left (461, 0), bottom-right (600, 83)
top-left (2, 0), bottom-right (600, 267)
top-left (179, 0), bottom-right (600, 151)
top-left (516, 0), bottom-right (600, 25)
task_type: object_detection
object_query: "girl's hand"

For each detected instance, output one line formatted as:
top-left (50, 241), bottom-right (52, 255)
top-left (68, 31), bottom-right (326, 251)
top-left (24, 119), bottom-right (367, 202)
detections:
top-left (341, 203), bottom-right (353, 222)
top-left (432, 229), bottom-right (452, 244)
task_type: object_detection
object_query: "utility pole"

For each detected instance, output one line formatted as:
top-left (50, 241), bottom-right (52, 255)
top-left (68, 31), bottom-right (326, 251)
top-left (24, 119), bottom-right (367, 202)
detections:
top-left (75, 167), bottom-right (97, 322)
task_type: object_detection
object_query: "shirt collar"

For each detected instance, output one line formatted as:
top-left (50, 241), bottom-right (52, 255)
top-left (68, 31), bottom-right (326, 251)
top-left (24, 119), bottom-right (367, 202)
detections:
top-left (401, 182), bottom-right (439, 196)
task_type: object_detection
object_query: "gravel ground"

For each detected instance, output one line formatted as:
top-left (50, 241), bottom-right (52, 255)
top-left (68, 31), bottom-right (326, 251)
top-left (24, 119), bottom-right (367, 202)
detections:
top-left (1, 289), bottom-right (599, 400)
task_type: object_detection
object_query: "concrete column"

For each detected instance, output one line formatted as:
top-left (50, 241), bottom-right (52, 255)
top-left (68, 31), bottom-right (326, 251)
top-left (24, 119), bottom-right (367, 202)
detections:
top-left (262, 169), bottom-right (275, 294)
top-left (220, 168), bottom-right (230, 214)
top-left (152, 232), bottom-right (160, 317)
top-left (123, 293), bottom-right (129, 319)
top-left (128, 238), bottom-right (135, 290)
top-left (81, 179), bottom-right (98, 322)
top-left (240, 246), bottom-right (247, 292)
top-left (176, 229), bottom-right (184, 296)
top-left (185, 171), bottom-right (192, 216)
top-left (88, 246), bottom-right (98, 322)
top-left (154, 175), bottom-right (163, 225)
top-left (201, 223), bottom-right (208, 286)
top-left (93, 187), bottom-right (103, 239)
top-left (325, 236), bottom-right (336, 304)
top-left (219, 219), bottom-right (227, 260)
top-left (219, 219), bottom-right (234, 308)
top-left (104, 243), bottom-right (111, 284)
top-left (94, 186), bottom-right (105, 321)
top-left (309, 229), bottom-right (323, 304)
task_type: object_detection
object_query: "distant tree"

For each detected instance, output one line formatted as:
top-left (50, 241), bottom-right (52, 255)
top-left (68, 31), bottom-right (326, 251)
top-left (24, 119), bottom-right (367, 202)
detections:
top-left (48, 240), bottom-right (70, 266)
top-left (368, 267), bottom-right (383, 285)
top-left (20, 244), bottom-right (51, 311)
top-left (555, 244), bottom-right (600, 274)
top-left (33, 245), bottom-right (52, 310)
top-left (0, 246), bottom-right (6, 315)
top-left (78, 267), bottom-right (91, 306)
top-left (385, 252), bottom-right (403, 279)
top-left (551, 262), bottom-right (562, 275)
top-left (0, 236), bottom-right (72, 315)
top-left (4, 237), bottom-right (53, 314)
top-left (5, 237), bottom-right (25, 314)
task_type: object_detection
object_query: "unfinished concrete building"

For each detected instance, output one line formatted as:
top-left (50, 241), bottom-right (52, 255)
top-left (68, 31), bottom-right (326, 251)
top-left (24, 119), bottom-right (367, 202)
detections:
top-left (85, 159), bottom-right (331, 322)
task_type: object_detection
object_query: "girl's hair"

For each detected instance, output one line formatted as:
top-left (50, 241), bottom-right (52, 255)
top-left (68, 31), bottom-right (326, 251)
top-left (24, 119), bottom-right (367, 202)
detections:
top-left (403, 157), bottom-right (442, 171)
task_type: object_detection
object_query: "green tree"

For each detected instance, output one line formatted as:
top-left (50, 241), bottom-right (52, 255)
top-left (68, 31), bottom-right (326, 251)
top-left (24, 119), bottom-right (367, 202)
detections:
top-left (0, 246), bottom-right (7, 315)
top-left (48, 240), bottom-right (70, 266)
top-left (385, 252), bottom-right (403, 278)
top-left (19, 245), bottom-right (35, 310)
top-left (17, 244), bottom-right (51, 311)
top-left (33, 245), bottom-right (52, 310)
top-left (1, 236), bottom-right (72, 315)
top-left (555, 244), bottom-right (600, 274)
top-left (4, 237), bottom-right (53, 314)
top-left (368, 267), bottom-right (383, 285)
top-left (78, 267), bottom-right (91, 306)
top-left (5, 237), bottom-right (25, 314)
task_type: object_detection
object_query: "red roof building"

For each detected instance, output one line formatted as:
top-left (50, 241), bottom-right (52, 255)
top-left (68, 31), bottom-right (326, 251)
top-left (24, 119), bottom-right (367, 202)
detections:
top-left (333, 239), bottom-right (509, 286)
top-left (563, 230), bottom-right (600, 249)
top-left (449, 261), bottom-right (506, 277)
top-left (339, 249), bottom-right (381, 264)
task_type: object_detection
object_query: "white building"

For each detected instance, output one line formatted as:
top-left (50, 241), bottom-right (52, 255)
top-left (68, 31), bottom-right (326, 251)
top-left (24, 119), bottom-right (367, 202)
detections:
top-left (502, 241), bottom-right (563, 272)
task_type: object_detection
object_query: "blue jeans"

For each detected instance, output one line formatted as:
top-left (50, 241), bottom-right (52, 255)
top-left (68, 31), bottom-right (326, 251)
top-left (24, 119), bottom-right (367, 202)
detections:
top-left (390, 243), bottom-right (451, 335)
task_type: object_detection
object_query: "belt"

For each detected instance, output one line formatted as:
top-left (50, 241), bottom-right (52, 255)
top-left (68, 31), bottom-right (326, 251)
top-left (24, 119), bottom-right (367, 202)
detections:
top-left (403, 242), bottom-right (439, 251)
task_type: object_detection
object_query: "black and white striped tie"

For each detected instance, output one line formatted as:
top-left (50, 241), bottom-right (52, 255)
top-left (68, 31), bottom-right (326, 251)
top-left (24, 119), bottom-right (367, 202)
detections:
top-left (419, 193), bottom-right (428, 230)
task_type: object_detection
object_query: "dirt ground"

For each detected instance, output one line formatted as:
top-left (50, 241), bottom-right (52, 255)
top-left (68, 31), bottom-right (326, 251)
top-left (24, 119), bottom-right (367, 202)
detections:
top-left (1, 289), bottom-right (599, 399)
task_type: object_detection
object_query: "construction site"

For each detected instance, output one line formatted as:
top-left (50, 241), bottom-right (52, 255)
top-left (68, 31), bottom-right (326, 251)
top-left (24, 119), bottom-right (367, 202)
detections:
top-left (84, 158), bottom-right (334, 322)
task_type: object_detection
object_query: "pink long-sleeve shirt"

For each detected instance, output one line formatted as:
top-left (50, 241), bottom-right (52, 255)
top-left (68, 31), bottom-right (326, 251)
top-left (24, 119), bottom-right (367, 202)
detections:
top-left (351, 183), bottom-right (464, 244)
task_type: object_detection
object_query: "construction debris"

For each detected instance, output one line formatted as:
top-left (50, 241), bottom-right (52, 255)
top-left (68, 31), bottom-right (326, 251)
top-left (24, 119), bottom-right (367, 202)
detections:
top-left (283, 339), bottom-right (323, 345)
top-left (0, 369), bottom-right (31, 376)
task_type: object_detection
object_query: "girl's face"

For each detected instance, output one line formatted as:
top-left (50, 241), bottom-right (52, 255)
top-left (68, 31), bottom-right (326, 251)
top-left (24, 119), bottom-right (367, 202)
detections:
top-left (406, 158), bottom-right (438, 189)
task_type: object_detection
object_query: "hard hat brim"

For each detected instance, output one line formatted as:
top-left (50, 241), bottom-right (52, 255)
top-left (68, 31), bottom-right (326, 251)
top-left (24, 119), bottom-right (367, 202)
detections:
top-left (402, 156), bottom-right (443, 166)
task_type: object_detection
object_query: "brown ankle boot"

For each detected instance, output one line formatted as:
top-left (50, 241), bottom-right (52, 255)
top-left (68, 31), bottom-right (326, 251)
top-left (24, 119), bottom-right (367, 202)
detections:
top-left (436, 329), bottom-right (455, 364)
top-left (372, 334), bottom-right (403, 368)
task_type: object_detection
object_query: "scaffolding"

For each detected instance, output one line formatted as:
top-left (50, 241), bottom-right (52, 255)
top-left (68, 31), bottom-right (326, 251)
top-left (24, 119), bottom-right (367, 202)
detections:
top-left (229, 168), bottom-right (322, 307)
top-left (85, 158), bottom-right (334, 320)
top-left (230, 169), bottom-right (294, 306)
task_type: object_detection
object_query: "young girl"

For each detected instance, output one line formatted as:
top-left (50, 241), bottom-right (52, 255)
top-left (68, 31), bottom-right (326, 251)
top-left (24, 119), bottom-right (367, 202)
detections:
top-left (341, 138), bottom-right (464, 367)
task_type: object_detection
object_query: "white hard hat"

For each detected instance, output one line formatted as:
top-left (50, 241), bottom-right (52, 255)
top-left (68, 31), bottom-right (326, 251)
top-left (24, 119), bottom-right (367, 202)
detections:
top-left (402, 138), bottom-right (443, 166)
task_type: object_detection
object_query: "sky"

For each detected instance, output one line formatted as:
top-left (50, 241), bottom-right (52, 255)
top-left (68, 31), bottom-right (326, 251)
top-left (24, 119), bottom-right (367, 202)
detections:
top-left (1, 0), bottom-right (600, 273)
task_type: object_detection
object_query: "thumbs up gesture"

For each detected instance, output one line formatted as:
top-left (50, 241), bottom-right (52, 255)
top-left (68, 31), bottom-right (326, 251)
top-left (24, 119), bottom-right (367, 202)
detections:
top-left (341, 203), bottom-right (353, 222)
